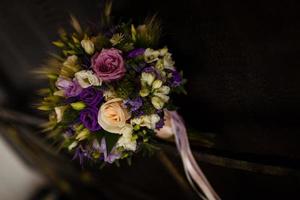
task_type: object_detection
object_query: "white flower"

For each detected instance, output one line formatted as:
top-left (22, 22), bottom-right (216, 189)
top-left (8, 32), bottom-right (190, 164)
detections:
top-left (131, 114), bottom-right (160, 130)
top-left (68, 141), bottom-right (78, 151)
top-left (159, 47), bottom-right (169, 56)
top-left (141, 72), bottom-right (155, 86)
top-left (54, 106), bottom-right (67, 122)
top-left (116, 125), bottom-right (137, 151)
top-left (75, 70), bottom-right (102, 88)
top-left (63, 55), bottom-right (78, 68)
top-left (144, 48), bottom-right (160, 63)
top-left (163, 52), bottom-right (175, 69)
top-left (98, 98), bottom-right (131, 134)
top-left (151, 96), bottom-right (165, 110)
top-left (81, 39), bottom-right (95, 55)
top-left (154, 93), bottom-right (169, 102)
top-left (152, 80), bottom-right (163, 90)
top-left (139, 88), bottom-right (150, 97)
top-left (155, 59), bottom-right (164, 71)
top-left (155, 86), bottom-right (170, 95)
top-left (103, 89), bottom-right (117, 101)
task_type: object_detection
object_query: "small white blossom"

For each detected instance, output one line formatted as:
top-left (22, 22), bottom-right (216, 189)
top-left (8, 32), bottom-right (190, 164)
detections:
top-left (116, 125), bottom-right (137, 151)
top-left (156, 86), bottom-right (170, 95)
top-left (163, 53), bottom-right (175, 69)
top-left (144, 48), bottom-right (160, 63)
top-left (103, 89), bottom-right (117, 101)
top-left (131, 114), bottom-right (160, 129)
top-left (139, 88), bottom-right (150, 97)
top-left (159, 47), bottom-right (169, 56)
top-left (54, 106), bottom-right (67, 122)
top-left (75, 70), bottom-right (102, 88)
top-left (141, 72), bottom-right (155, 86)
top-left (63, 55), bottom-right (78, 68)
top-left (151, 96), bottom-right (165, 110)
top-left (81, 39), bottom-right (95, 55)
top-left (152, 79), bottom-right (163, 90)
top-left (68, 141), bottom-right (78, 151)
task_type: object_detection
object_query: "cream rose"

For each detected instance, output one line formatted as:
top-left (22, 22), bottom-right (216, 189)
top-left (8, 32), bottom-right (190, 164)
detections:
top-left (98, 98), bottom-right (131, 134)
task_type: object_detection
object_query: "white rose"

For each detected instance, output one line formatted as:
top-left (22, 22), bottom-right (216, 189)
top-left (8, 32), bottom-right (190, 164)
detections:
top-left (75, 70), bottom-right (102, 88)
top-left (81, 39), bottom-right (95, 55)
top-left (98, 98), bottom-right (131, 134)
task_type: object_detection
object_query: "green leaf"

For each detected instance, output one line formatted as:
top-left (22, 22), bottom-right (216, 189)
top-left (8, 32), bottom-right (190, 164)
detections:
top-left (102, 132), bottom-right (121, 153)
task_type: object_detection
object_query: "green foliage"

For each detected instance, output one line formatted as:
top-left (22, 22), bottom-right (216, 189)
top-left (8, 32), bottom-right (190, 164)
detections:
top-left (115, 71), bottom-right (137, 99)
top-left (134, 16), bottom-right (161, 48)
top-left (95, 130), bottom-right (121, 153)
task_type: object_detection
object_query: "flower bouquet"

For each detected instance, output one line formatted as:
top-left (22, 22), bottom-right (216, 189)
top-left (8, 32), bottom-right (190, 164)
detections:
top-left (37, 1), bottom-right (219, 199)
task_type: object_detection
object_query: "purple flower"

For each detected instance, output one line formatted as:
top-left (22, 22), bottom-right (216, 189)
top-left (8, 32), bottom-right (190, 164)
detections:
top-left (80, 107), bottom-right (101, 131)
top-left (72, 145), bottom-right (91, 167)
top-left (56, 77), bottom-right (82, 97)
top-left (79, 87), bottom-right (103, 107)
top-left (156, 110), bottom-right (165, 129)
top-left (124, 97), bottom-right (143, 112)
top-left (127, 48), bottom-right (145, 59)
top-left (170, 70), bottom-right (182, 87)
top-left (92, 48), bottom-right (126, 82)
top-left (93, 138), bottom-right (121, 164)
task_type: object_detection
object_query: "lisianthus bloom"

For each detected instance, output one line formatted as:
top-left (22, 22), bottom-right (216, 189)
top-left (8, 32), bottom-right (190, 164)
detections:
top-left (98, 98), bottom-right (131, 134)
top-left (79, 87), bottom-right (103, 107)
top-left (80, 107), bottom-right (101, 131)
top-left (75, 70), bottom-right (102, 88)
top-left (55, 77), bottom-right (82, 97)
top-left (92, 48), bottom-right (126, 82)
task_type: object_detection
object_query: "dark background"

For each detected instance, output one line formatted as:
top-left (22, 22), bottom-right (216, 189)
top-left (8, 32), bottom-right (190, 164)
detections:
top-left (0, 0), bottom-right (299, 199)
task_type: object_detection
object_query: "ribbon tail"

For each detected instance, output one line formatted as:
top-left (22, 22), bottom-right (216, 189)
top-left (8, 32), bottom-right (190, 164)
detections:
top-left (171, 112), bottom-right (221, 200)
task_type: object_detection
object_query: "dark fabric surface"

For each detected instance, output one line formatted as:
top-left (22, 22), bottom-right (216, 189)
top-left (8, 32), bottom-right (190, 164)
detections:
top-left (0, 0), bottom-right (299, 199)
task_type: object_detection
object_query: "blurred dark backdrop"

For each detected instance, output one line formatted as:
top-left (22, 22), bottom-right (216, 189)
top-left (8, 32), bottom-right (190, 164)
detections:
top-left (0, 0), bottom-right (300, 199)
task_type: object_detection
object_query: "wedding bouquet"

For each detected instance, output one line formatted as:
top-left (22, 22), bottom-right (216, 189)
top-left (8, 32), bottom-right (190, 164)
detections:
top-left (37, 2), bottom-right (220, 199)
top-left (38, 9), bottom-right (185, 166)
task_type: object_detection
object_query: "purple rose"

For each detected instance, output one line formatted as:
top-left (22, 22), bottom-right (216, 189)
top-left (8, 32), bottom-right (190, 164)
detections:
top-left (56, 77), bottom-right (82, 97)
top-left (79, 87), bottom-right (103, 107)
top-left (92, 48), bottom-right (126, 82)
top-left (80, 107), bottom-right (101, 131)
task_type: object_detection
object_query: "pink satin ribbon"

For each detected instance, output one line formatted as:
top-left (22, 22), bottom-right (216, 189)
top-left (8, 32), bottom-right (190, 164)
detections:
top-left (170, 111), bottom-right (221, 200)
